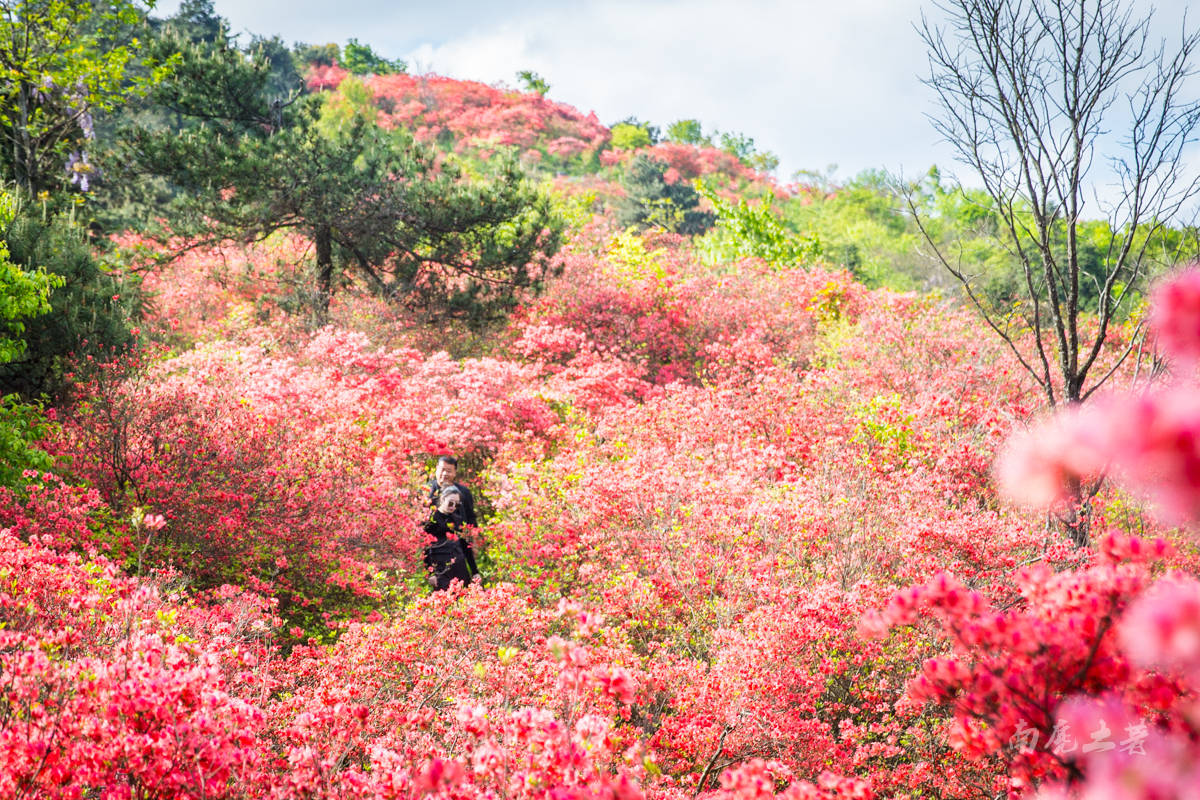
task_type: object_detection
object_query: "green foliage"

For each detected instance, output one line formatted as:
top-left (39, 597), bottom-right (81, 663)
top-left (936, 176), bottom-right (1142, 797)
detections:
top-left (342, 38), bottom-right (405, 75)
top-left (315, 74), bottom-right (376, 136)
top-left (717, 130), bottom-right (756, 160)
top-left (905, 168), bottom-right (1191, 312)
top-left (604, 230), bottom-right (671, 286)
top-left (87, 2), bottom-right (250, 229)
top-left (293, 41), bottom-right (340, 67)
top-left (717, 129), bottom-right (778, 173)
top-left (780, 168), bottom-right (948, 289)
top-left (547, 186), bottom-right (599, 233)
top-left (159, 0), bottom-right (223, 44)
top-left (0, 394), bottom-right (56, 491)
top-left (746, 150), bottom-right (780, 174)
top-left (0, 191), bottom-right (58, 363)
top-left (0, 192), bottom-right (140, 399)
top-left (665, 119), bottom-right (710, 146)
top-left (610, 121), bottom-right (653, 151)
top-left (774, 165), bottom-right (1195, 302)
top-left (127, 26), bottom-right (294, 129)
top-left (0, 0), bottom-right (172, 194)
top-left (516, 70), bottom-right (549, 96)
top-left (850, 392), bottom-right (915, 471)
top-left (695, 183), bottom-right (821, 268)
top-left (610, 117), bottom-right (659, 148)
top-left (616, 154), bottom-right (713, 236)
top-left (904, 169), bottom-right (1029, 299)
top-left (116, 31), bottom-right (563, 327)
top-left (248, 35), bottom-right (303, 100)
top-left (0, 258), bottom-right (50, 362)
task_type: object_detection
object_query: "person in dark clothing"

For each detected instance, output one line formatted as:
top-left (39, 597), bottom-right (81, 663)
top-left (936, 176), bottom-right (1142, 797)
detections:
top-left (426, 455), bottom-right (478, 527)
top-left (423, 485), bottom-right (479, 591)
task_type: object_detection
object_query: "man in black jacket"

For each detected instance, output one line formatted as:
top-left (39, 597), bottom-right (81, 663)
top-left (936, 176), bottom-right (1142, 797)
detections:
top-left (426, 455), bottom-right (478, 527)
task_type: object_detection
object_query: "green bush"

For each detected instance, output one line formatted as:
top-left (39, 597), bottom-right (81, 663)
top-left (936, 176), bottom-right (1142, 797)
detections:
top-left (695, 184), bottom-right (820, 268)
top-left (0, 394), bottom-right (56, 492)
top-left (0, 191), bottom-right (58, 364)
top-left (609, 121), bottom-right (655, 150)
top-left (0, 194), bottom-right (140, 399)
top-left (615, 154), bottom-right (713, 235)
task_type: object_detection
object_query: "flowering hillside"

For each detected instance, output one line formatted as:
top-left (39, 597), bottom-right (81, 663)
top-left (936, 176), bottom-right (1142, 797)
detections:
top-left (6, 174), bottom-right (1200, 799)
top-left (1, 39), bottom-right (1199, 800)
top-left (308, 64), bottom-right (771, 191)
top-left (312, 65), bottom-right (608, 163)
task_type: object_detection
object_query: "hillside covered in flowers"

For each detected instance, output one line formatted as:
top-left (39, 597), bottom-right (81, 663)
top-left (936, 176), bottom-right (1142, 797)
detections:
top-left (3, 3), bottom-right (1200, 799)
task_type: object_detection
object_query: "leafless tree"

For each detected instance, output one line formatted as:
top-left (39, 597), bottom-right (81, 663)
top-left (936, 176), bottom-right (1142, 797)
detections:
top-left (912, 0), bottom-right (1200, 408)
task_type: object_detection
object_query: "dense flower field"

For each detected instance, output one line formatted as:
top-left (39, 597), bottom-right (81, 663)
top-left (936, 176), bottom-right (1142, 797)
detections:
top-left (307, 64), bottom-right (768, 190)
top-left (3, 74), bottom-right (1200, 800)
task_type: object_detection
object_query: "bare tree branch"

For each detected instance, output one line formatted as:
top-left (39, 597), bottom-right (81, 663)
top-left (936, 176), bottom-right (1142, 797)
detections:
top-left (912, 0), bottom-right (1200, 546)
top-left (914, 0), bottom-right (1200, 407)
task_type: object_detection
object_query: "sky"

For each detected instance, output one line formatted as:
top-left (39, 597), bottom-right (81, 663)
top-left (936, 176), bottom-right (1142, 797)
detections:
top-left (154, 0), bottom-right (1198, 193)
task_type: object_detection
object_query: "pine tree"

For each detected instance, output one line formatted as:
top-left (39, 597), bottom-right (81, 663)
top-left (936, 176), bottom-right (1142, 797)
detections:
top-left (114, 27), bottom-right (562, 325)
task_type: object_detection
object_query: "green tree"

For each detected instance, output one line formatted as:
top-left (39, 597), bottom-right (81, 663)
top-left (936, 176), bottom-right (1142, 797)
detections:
top-left (0, 189), bottom-right (57, 364)
top-left (610, 121), bottom-right (652, 151)
top-left (516, 70), bottom-right (549, 96)
top-left (0, 393), bottom-right (55, 490)
top-left (314, 73), bottom-right (374, 136)
top-left (746, 150), bottom-right (780, 174)
top-left (160, 0), bottom-right (222, 44)
top-left (342, 37), bottom-right (404, 75)
top-left (87, 2), bottom-right (250, 230)
top-left (717, 130), bottom-right (755, 160)
top-left (0, 189), bottom-right (59, 489)
top-left (716, 129), bottom-right (779, 173)
top-left (117, 30), bottom-right (562, 326)
top-left (293, 41), bottom-right (340, 68)
top-left (665, 118), bottom-right (710, 146)
top-left (0, 191), bottom-right (140, 398)
top-left (0, 0), bottom-right (172, 194)
top-left (616, 154), bottom-right (713, 235)
top-left (609, 117), bottom-right (659, 150)
top-left (696, 183), bottom-right (820, 267)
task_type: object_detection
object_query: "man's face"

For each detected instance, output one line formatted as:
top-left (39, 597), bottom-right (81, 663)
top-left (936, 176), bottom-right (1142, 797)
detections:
top-left (435, 460), bottom-right (457, 487)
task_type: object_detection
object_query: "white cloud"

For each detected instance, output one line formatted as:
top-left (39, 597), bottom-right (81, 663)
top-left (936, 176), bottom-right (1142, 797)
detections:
top-left (402, 0), bottom-right (948, 180)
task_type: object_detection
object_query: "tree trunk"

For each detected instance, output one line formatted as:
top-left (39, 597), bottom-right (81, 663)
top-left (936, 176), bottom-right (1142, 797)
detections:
top-left (314, 225), bottom-right (333, 325)
top-left (1064, 497), bottom-right (1092, 549)
top-left (1058, 476), bottom-right (1104, 549)
top-left (15, 82), bottom-right (35, 194)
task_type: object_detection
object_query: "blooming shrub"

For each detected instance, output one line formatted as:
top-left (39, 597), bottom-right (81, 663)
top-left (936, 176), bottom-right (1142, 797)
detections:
top-left (51, 330), bottom-right (561, 633)
top-left (265, 585), bottom-right (650, 799)
top-left (510, 231), bottom-right (861, 390)
top-left (114, 232), bottom-right (307, 346)
top-left (0, 521), bottom-right (277, 799)
top-left (862, 267), bottom-right (1200, 798)
top-left (15, 101), bottom-right (1200, 800)
top-left (310, 67), bottom-right (610, 171)
top-left (603, 141), bottom-right (768, 189)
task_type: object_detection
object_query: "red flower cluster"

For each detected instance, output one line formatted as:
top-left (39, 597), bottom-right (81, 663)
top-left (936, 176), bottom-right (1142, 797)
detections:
top-left (311, 67), bottom-right (609, 168)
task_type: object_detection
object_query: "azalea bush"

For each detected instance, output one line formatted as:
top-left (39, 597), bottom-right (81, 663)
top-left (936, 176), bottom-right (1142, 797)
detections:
top-left (49, 328), bottom-right (562, 633)
top-left (0, 518), bottom-right (278, 799)
top-left (309, 64), bottom-right (610, 172)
